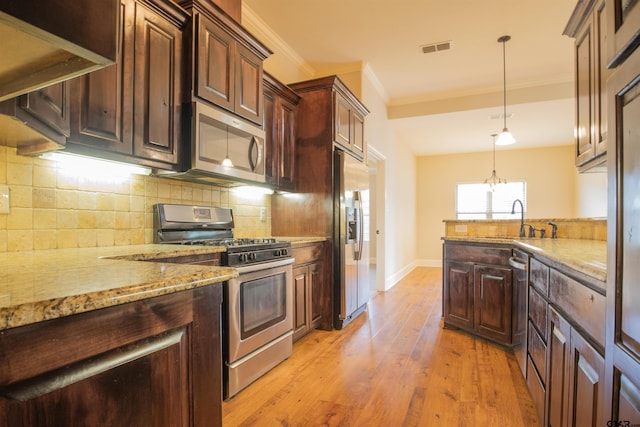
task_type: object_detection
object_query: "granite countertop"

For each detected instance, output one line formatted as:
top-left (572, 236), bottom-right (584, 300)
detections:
top-left (443, 236), bottom-right (607, 282)
top-left (275, 236), bottom-right (329, 246)
top-left (0, 245), bottom-right (236, 331)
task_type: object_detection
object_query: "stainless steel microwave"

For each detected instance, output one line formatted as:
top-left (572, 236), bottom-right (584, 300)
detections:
top-left (157, 102), bottom-right (266, 185)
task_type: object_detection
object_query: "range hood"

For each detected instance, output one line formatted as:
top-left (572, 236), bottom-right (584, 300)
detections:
top-left (0, 0), bottom-right (118, 102)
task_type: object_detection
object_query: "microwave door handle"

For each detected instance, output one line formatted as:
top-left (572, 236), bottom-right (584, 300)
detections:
top-left (248, 136), bottom-right (259, 171)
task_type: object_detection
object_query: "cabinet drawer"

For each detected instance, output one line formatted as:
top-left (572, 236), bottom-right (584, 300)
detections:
top-left (528, 321), bottom-right (547, 382)
top-left (528, 286), bottom-right (548, 341)
top-left (444, 244), bottom-right (511, 265)
top-left (530, 257), bottom-right (549, 295)
top-left (549, 269), bottom-right (605, 347)
top-left (526, 355), bottom-right (546, 424)
top-left (290, 243), bottom-right (323, 266)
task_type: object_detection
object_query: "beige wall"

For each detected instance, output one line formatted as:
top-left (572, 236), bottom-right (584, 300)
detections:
top-left (0, 147), bottom-right (271, 252)
top-left (416, 145), bottom-right (606, 263)
top-left (245, 5), bottom-right (419, 290)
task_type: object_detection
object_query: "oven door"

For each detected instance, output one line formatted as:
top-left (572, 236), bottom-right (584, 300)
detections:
top-left (226, 257), bottom-right (294, 364)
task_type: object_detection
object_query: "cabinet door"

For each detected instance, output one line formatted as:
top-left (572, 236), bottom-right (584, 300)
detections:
top-left (263, 87), bottom-right (277, 187)
top-left (575, 0), bottom-right (608, 170)
top-left (309, 261), bottom-right (323, 327)
top-left (548, 306), bottom-right (571, 427)
top-left (606, 43), bottom-right (640, 427)
top-left (607, 0), bottom-right (640, 66)
top-left (234, 42), bottom-right (263, 125)
top-left (443, 261), bottom-right (474, 331)
top-left (567, 328), bottom-right (605, 427)
top-left (292, 265), bottom-right (309, 341)
top-left (264, 85), bottom-right (297, 192)
top-left (18, 82), bottom-right (70, 138)
top-left (575, 19), bottom-right (595, 166)
top-left (334, 92), bottom-right (352, 149)
top-left (473, 264), bottom-right (512, 344)
top-left (68, 0), bottom-right (133, 154)
top-left (195, 14), bottom-right (234, 112)
top-left (278, 97), bottom-right (297, 191)
top-left (2, 331), bottom-right (190, 426)
top-left (351, 109), bottom-right (365, 159)
top-left (132, 1), bottom-right (183, 165)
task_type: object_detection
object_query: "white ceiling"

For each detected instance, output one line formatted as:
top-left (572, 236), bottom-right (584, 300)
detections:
top-left (242, 0), bottom-right (578, 156)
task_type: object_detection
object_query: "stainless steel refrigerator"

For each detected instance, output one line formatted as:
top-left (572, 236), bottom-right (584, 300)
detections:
top-left (334, 149), bottom-right (370, 330)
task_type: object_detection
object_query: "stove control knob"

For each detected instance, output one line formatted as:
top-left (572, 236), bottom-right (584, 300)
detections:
top-left (249, 253), bottom-right (257, 261)
top-left (239, 254), bottom-right (246, 262)
top-left (274, 249), bottom-right (281, 256)
top-left (282, 248), bottom-right (288, 256)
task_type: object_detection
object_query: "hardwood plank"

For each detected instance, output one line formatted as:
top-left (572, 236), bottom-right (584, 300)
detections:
top-left (222, 267), bottom-right (540, 426)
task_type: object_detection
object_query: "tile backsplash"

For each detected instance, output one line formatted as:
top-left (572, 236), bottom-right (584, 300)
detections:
top-left (443, 218), bottom-right (607, 241)
top-left (0, 147), bottom-right (271, 252)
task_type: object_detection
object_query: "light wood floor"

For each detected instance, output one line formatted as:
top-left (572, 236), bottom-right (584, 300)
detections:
top-left (222, 267), bottom-right (540, 426)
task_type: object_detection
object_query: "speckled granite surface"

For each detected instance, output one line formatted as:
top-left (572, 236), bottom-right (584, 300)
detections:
top-left (443, 236), bottom-right (606, 282)
top-left (0, 245), bottom-right (236, 331)
top-left (275, 236), bottom-right (329, 245)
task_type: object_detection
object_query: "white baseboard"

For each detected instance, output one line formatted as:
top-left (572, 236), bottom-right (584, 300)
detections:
top-left (415, 259), bottom-right (442, 268)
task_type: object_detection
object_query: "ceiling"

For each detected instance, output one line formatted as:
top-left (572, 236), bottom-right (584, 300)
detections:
top-left (242, 0), bottom-right (579, 156)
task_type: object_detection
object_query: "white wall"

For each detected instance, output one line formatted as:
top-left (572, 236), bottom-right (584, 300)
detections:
top-left (576, 171), bottom-right (608, 217)
top-left (360, 70), bottom-right (417, 290)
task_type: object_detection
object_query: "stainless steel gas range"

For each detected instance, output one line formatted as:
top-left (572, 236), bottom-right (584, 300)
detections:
top-left (153, 203), bottom-right (294, 399)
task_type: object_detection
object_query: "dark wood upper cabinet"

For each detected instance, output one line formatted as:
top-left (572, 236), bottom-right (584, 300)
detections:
top-left (264, 72), bottom-right (300, 192)
top-left (0, 81), bottom-right (70, 155)
top-left (66, 0), bottom-right (188, 170)
top-left (131, 0), bottom-right (185, 165)
top-left (565, 0), bottom-right (609, 172)
top-left (0, 0), bottom-right (118, 102)
top-left (288, 75), bottom-right (369, 162)
top-left (606, 0), bottom-right (640, 67)
top-left (180, 0), bottom-right (271, 126)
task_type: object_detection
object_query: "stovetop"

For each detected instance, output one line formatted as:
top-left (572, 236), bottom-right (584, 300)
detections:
top-left (153, 204), bottom-right (291, 266)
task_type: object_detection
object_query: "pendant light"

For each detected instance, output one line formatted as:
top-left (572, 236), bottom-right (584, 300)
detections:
top-left (484, 133), bottom-right (506, 191)
top-left (496, 35), bottom-right (516, 146)
top-left (222, 126), bottom-right (233, 168)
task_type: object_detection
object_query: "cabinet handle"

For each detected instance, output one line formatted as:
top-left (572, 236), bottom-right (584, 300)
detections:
top-left (1, 328), bottom-right (185, 401)
top-left (508, 256), bottom-right (527, 271)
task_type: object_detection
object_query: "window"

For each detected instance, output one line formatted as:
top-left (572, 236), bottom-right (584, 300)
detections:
top-left (456, 181), bottom-right (526, 219)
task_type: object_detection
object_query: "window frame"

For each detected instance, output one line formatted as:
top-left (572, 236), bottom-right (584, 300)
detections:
top-left (455, 181), bottom-right (527, 220)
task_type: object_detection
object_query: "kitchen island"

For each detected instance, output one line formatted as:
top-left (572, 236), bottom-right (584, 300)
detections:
top-left (0, 244), bottom-right (235, 427)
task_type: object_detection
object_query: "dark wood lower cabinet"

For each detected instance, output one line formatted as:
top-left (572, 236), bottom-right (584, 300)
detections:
top-left (443, 241), bottom-right (515, 346)
top-left (473, 264), bottom-right (512, 343)
top-left (0, 284), bottom-right (223, 426)
top-left (443, 260), bottom-right (474, 331)
top-left (547, 306), bottom-right (571, 427)
top-left (290, 241), bottom-right (329, 341)
top-left (524, 255), bottom-right (606, 427)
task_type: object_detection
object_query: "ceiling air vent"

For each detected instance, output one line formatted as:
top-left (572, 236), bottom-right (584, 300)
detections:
top-left (421, 40), bottom-right (452, 54)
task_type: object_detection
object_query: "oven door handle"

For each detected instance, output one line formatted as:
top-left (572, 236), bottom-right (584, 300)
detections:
top-left (234, 257), bottom-right (294, 274)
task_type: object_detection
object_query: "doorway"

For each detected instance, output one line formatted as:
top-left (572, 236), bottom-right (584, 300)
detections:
top-left (367, 146), bottom-right (386, 293)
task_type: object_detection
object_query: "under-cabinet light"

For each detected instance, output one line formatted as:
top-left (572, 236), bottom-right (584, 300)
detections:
top-left (41, 152), bottom-right (152, 178)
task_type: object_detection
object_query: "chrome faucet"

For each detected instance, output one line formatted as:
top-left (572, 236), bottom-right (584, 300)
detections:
top-left (511, 199), bottom-right (525, 238)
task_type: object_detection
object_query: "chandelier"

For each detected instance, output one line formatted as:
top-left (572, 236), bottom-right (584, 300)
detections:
top-left (484, 133), bottom-right (506, 191)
